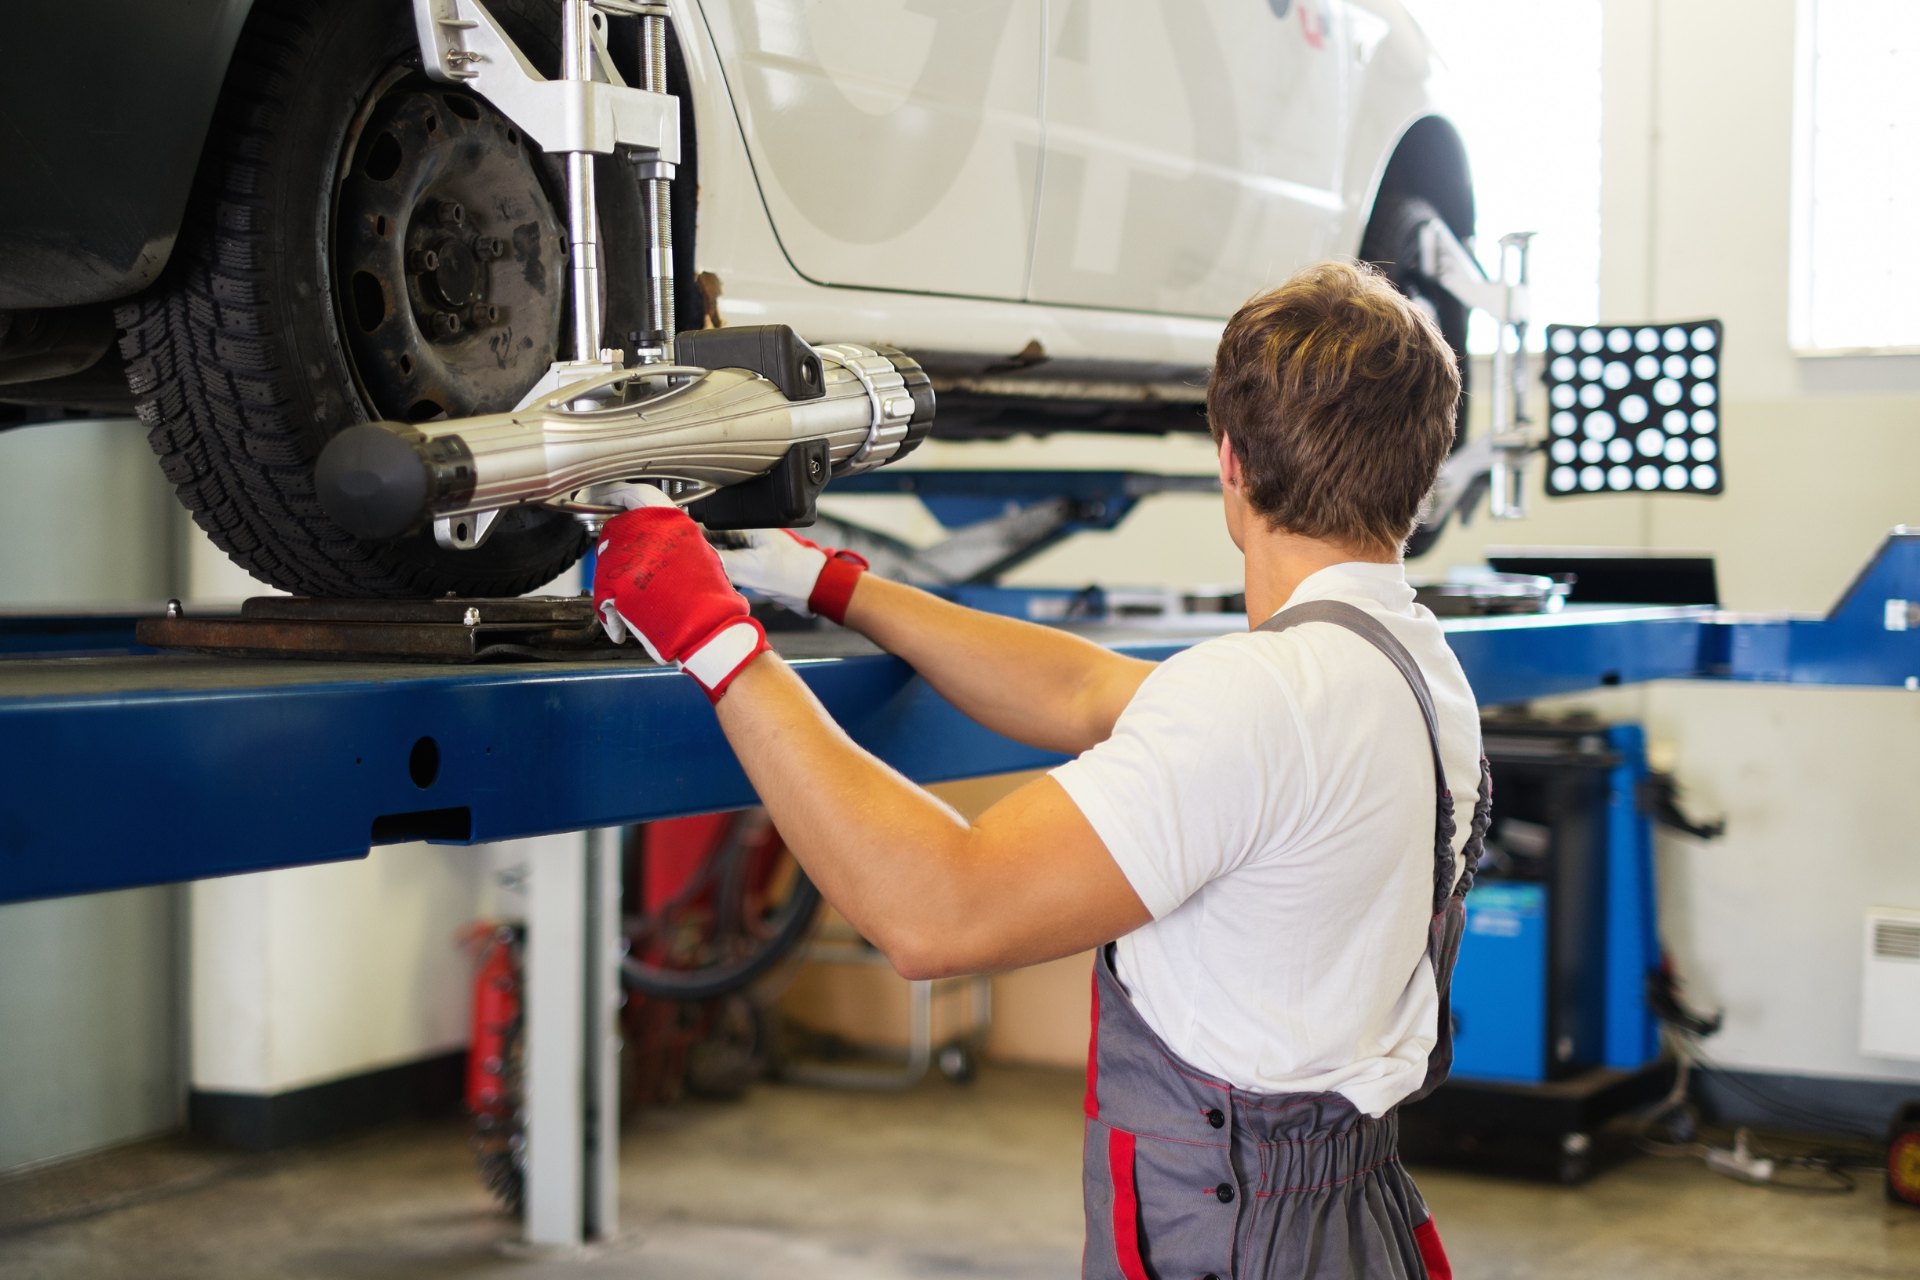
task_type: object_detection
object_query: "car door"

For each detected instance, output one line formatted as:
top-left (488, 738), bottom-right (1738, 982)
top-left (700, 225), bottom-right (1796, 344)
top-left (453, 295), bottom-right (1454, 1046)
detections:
top-left (697, 0), bottom-right (1044, 301)
top-left (1027, 0), bottom-right (1348, 317)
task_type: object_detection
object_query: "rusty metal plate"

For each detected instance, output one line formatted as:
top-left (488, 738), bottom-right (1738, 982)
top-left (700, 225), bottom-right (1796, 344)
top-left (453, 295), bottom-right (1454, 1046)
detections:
top-left (137, 596), bottom-right (639, 664)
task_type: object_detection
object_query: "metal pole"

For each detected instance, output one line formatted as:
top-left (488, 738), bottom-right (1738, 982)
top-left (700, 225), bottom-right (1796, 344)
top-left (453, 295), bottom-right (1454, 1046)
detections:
top-left (582, 827), bottom-right (623, 1241)
top-left (524, 832), bottom-right (586, 1249)
top-left (561, 0), bottom-right (602, 361)
top-left (634, 8), bottom-right (676, 362)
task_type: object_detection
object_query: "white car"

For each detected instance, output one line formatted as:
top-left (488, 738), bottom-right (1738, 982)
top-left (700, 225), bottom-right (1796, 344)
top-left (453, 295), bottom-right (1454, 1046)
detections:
top-left (0, 0), bottom-right (1473, 597)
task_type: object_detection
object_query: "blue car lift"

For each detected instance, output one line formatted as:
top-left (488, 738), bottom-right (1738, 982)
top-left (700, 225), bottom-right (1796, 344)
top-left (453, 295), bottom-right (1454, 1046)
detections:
top-left (2, 521), bottom-right (1916, 904)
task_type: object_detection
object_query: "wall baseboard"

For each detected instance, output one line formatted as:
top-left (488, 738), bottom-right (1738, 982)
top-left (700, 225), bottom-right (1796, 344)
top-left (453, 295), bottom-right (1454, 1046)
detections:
top-left (1696, 1064), bottom-right (1920, 1139)
top-left (188, 1051), bottom-right (466, 1152)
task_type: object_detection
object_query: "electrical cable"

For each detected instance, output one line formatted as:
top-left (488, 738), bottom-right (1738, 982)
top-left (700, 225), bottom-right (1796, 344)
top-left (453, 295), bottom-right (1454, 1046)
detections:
top-left (1684, 1038), bottom-right (1883, 1143)
top-left (1631, 1028), bottom-right (1885, 1194)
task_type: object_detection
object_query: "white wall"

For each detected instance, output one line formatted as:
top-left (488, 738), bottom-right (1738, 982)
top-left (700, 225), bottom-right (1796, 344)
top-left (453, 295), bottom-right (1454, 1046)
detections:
top-left (0, 418), bottom-right (179, 606)
top-left (0, 418), bottom-right (185, 1173)
top-left (190, 837), bottom-right (539, 1094)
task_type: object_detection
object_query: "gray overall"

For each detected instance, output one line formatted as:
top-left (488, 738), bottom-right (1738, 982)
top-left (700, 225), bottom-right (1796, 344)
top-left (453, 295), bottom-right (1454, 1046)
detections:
top-left (1081, 600), bottom-right (1491, 1280)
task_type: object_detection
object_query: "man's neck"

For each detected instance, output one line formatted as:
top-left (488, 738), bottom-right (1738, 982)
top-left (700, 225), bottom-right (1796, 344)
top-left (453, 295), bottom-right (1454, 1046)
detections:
top-left (1242, 525), bottom-right (1399, 626)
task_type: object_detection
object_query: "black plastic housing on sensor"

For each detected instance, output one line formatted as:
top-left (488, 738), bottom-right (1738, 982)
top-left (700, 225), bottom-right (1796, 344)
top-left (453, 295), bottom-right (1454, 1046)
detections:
top-left (675, 324), bottom-right (825, 402)
top-left (315, 424), bottom-right (474, 540)
top-left (690, 439), bottom-right (830, 530)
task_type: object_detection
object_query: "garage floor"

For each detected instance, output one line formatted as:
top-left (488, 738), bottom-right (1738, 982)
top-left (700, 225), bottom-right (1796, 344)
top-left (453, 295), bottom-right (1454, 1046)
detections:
top-left (2, 1066), bottom-right (1913, 1279)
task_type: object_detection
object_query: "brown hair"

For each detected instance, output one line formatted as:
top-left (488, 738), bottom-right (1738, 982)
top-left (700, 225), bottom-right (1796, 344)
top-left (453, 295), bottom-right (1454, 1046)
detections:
top-left (1206, 260), bottom-right (1460, 553)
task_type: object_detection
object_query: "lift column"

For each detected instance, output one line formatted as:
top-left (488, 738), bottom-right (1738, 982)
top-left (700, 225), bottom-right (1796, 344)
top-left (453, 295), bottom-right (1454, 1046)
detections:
top-left (522, 827), bottom-right (623, 1250)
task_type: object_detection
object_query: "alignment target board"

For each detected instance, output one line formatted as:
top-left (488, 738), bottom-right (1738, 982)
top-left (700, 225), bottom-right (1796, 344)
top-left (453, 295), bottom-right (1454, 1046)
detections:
top-left (1542, 321), bottom-right (1723, 497)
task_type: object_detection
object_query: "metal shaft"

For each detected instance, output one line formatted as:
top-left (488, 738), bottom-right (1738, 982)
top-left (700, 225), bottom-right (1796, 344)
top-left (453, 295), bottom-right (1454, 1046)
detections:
top-left (636, 10), bottom-right (675, 362)
top-left (644, 174), bottom-right (674, 349)
top-left (562, 0), bottom-right (602, 360)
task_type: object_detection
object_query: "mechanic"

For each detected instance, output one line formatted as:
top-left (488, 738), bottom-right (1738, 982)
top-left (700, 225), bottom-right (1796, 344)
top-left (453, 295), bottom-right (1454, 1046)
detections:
top-left (591, 260), bottom-right (1486, 1280)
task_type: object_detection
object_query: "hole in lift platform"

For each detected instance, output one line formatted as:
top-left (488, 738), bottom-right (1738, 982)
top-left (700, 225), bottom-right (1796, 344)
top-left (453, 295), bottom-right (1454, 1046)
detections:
top-left (409, 735), bottom-right (440, 788)
top-left (371, 806), bottom-right (471, 845)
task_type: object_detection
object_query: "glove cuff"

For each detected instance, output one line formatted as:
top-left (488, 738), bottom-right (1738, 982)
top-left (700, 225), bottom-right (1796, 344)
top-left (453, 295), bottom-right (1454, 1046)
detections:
top-left (681, 617), bottom-right (771, 704)
top-left (808, 552), bottom-right (868, 625)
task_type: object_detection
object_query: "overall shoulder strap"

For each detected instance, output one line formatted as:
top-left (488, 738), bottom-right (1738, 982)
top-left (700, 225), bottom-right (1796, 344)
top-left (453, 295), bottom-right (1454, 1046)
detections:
top-left (1255, 599), bottom-right (1448, 806)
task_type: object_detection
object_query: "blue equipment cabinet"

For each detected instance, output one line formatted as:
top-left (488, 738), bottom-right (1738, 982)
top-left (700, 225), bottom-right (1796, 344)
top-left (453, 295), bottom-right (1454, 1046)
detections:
top-left (1450, 882), bottom-right (1549, 1082)
top-left (1403, 716), bottom-right (1670, 1182)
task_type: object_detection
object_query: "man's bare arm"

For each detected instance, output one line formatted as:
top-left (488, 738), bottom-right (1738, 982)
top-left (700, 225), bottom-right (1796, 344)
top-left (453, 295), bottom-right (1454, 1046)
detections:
top-left (716, 651), bottom-right (1152, 978)
top-left (841, 575), bottom-right (1155, 756)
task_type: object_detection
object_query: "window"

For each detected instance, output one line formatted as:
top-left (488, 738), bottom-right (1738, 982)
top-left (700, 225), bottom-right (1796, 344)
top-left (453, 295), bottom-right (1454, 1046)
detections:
top-left (1791, 0), bottom-right (1920, 353)
top-left (1400, 0), bottom-right (1603, 352)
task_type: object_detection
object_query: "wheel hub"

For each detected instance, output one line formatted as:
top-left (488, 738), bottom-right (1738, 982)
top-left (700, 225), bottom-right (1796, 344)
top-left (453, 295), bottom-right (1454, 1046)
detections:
top-left (336, 83), bottom-right (565, 422)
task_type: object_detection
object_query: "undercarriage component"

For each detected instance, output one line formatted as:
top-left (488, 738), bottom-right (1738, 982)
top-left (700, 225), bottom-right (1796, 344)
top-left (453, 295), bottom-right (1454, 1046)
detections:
top-left (313, 329), bottom-right (934, 541)
top-left (0, 305), bottom-right (116, 387)
top-left (822, 469), bottom-right (1217, 586)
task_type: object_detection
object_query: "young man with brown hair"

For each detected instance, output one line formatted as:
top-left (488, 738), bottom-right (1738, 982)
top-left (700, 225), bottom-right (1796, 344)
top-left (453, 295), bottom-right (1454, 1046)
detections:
top-left (591, 260), bottom-right (1486, 1279)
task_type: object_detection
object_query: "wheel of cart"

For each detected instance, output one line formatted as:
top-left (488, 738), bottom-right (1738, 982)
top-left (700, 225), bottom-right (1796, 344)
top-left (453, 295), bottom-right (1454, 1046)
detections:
top-left (779, 921), bottom-right (992, 1092)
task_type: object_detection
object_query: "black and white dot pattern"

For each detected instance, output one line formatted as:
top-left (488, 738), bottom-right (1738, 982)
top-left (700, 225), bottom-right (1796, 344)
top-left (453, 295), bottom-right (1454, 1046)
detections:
top-left (1541, 320), bottom-right (1724, 497)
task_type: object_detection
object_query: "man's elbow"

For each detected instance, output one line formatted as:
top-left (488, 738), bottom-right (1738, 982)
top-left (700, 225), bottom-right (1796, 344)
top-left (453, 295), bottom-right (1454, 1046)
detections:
top-left (878, 927), bottom-right (976, 982)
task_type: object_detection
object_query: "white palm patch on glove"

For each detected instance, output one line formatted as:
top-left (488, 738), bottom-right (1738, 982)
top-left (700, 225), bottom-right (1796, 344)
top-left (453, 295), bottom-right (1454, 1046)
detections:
top-left (592, 482), bottom-right (677, 653)
top-left (714, 529), bottom-right (829, 617)
top-left (596, 600), bottom-right (669, 663)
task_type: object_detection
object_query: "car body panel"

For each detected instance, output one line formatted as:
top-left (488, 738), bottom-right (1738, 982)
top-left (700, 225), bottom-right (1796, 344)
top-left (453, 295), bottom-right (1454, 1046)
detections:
top-left (1028, 0), bottom-right (1348, 316)
top-left (0, 0), bottom-right (254, 309)
top-left (695, 0), bottom-right (1045, 301)
top-left (1338, 0), bottom-right (1472, 247)
top-left (683, 0), bottom-right (1461, 374)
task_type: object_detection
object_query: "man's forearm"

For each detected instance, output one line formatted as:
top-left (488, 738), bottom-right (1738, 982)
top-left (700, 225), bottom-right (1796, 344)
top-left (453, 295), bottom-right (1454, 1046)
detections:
top-left (842, 575), bottom-right (1153, 755)
top-left (714, 653), bottom-right (1151, 977)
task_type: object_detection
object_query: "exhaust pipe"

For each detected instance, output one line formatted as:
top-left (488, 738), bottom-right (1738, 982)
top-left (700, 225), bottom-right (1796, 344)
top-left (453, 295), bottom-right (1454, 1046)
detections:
top-left (316, 328), bottom-right (933, 542)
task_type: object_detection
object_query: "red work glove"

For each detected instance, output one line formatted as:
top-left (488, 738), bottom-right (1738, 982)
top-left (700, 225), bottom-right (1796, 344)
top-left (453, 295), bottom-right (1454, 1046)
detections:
top-left (592, 505), bottom-right (771, 704)
top-left (715, 528), bottom-right (869, 625)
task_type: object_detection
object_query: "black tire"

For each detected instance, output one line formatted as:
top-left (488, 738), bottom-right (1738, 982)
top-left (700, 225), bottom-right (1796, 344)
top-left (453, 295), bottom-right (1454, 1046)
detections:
top-left (621, 871), bottom-right (821, 1002)
top-left (1360, 193), bottom-right (1473, 559)
top-left (115, 0), bottom-right (614, 598)
top-left (1360, 194), bottom-right (1471, 449)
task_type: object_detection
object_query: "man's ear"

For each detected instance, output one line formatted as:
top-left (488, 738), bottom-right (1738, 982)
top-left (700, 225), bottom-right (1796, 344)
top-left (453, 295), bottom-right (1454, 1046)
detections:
top-left (1216, 433), bottom-right (1241, 491)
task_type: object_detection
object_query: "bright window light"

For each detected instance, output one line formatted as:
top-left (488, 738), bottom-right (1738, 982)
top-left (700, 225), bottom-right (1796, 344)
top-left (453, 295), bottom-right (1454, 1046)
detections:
top-left (1790, 0), bottom-right (1920, 353)
top-left (1399, 0), bottom-right (1602, 352)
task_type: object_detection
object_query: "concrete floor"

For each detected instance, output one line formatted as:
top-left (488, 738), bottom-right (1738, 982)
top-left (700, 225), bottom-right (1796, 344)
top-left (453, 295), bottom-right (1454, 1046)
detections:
top-left (1, 1065), bottom-right (1914, 1279)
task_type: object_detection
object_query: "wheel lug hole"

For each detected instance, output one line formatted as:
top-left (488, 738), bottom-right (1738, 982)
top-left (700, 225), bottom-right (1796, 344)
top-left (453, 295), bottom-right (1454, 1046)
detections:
top-left (436, 200), bottom-right (465, 228)
top-left (432, 312), bottom-right (463, 337)
top-left (409, 248), bottom-right (440, 273)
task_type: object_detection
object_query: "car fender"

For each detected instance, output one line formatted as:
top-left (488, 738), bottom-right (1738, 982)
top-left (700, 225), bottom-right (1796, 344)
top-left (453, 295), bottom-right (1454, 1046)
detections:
top-left (0, 0), bottom-right (254, 310)
top-left (1341, 0), bottom-right (1474, 252)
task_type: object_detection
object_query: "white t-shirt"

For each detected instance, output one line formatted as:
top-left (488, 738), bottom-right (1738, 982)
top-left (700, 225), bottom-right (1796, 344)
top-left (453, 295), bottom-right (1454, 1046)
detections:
top-left (1050, 561), bottom-right (1482, 1117)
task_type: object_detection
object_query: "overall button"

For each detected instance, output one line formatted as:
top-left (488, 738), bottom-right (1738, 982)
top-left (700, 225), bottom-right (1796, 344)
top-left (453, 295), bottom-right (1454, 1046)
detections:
top-left (1204, 1275), bottom-right (1221, 1280)
top-left (1206, 1108), bottom-right (1225, 1129)
top-left (1214, 1182), bottom-right (1235, 1203)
